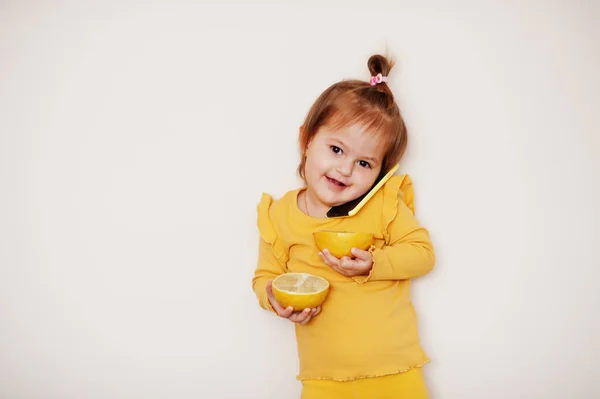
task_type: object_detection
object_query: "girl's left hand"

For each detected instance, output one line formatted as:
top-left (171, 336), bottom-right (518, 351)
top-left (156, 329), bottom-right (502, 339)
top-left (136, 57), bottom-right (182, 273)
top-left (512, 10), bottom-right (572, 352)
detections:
top-left (319, 248), bottom-right (373, 277)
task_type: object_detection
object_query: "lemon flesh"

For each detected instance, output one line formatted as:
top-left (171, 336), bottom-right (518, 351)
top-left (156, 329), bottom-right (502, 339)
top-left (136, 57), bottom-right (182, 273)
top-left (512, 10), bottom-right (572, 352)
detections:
top-left (313, 231), bottom-right (374, 258)
top-left (272, 273), bottom-right (330, 312)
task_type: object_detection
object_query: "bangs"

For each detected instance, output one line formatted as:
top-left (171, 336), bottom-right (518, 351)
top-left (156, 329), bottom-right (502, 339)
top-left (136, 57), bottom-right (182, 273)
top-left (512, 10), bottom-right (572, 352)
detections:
top-left (325, 93), bottom-right (399, 164)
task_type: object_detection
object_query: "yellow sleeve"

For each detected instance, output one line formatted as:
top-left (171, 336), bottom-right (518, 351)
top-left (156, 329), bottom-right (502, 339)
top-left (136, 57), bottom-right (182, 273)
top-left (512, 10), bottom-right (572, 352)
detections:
top-left (251, 193), bottom-right (288, 313)
top-left (354, 175), bottom-right (435, 283)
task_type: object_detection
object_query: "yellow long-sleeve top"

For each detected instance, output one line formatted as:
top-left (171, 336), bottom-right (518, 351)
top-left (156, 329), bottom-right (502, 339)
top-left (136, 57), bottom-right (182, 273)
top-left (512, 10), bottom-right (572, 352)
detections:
top-left (252, 175), bottom-right (435, 381)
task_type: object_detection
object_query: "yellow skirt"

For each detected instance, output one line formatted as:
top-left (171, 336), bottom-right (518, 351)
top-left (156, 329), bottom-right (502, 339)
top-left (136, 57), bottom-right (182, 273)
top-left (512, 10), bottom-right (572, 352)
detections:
top-left (300, 368), bottom-right (428, 399)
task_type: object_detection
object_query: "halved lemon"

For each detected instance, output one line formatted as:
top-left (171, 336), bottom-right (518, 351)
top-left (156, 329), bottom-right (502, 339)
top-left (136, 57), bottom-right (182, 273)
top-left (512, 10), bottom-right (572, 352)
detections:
top-left (272, 273), bottom-right (330, 312)
top-left (313, 231), bottom-right (374, 258)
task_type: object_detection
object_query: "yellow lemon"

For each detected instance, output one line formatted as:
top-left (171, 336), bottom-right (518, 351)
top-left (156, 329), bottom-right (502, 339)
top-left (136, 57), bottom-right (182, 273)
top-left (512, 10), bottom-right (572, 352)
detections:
top-left (313, 231), bottom-right (374, 258)
top-left (272, 273), bottom-right (330, 312)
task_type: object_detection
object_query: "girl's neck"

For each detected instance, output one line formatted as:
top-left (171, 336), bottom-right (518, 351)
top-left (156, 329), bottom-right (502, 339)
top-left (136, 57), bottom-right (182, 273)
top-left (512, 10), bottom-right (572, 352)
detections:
top-left (301, 189), bottom-right (329, 219)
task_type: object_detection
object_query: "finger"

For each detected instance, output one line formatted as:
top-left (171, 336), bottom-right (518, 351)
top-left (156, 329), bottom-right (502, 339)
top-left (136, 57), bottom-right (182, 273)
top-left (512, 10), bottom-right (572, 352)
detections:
top-left (340, 256), bottom-right (360, 274)
top-left (321, 252), bottom-right (349, 276)
top-left (327, 260), bottom-right (346, 276)
top-left (332, 262), bottom-right (351, 277)
top-left (318, 251), bottom-right (331, 266)
top-left (288, 308), bottom-right (306, 322)
top-left (344, 253), bottom-right (373, 276)
top-left (313, 306), bottom-right (321, 317)
top-left (351, 247), bottom-right (371, 261)
top-left (281, 306), bottom-right (294, 318)
top-left (266, 281), bottom-right (285, 315)
top-left (318, 250), bottom-right (337, 267)
top-left (321, 249), bottom-right (340, 267)
top-left (340, 256), bottom-right (353, 268)
top-left (297, 308), bottom-right (312, 324)
top-left (290, 308), bottom-right (311, 323)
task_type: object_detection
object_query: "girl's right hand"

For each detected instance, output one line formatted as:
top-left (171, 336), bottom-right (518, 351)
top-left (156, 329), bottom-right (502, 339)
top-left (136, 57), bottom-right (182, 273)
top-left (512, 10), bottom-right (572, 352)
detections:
top-left (266, 280), bottom-right (321, 325)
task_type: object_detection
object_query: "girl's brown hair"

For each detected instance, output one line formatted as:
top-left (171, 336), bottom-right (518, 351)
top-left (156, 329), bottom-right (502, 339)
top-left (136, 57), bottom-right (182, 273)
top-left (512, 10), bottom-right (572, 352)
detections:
top-left (297, 54), bottom-right (407, 180)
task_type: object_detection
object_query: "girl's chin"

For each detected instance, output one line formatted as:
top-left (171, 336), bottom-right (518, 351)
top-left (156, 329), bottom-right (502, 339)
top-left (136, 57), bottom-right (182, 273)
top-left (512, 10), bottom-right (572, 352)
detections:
top-left (317, 195), bottom-right (356, 209)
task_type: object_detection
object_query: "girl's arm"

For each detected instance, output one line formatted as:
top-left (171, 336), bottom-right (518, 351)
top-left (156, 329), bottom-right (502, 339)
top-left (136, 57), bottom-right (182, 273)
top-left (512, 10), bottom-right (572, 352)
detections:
top-left (252, 237), bottom-right (287, 313)
top-left (353, 195), bottom-right (435, 284)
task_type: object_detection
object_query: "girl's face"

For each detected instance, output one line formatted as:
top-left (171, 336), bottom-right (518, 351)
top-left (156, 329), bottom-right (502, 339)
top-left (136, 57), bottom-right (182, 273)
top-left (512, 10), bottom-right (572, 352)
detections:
top-left (303, 123), bottom-right (385, 214)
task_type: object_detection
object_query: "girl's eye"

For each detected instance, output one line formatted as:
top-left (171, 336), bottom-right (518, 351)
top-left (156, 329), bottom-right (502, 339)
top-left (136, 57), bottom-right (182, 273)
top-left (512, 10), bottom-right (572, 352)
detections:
top-left (358, 160), bottom-right (371, 169)
top-left (330, 145), bottom-right (342, 155)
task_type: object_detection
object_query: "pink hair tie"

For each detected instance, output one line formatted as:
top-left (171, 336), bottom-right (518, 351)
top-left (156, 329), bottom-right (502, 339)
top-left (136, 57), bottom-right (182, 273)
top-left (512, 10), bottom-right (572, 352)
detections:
top-left (370, 73), bottom-right (388, 86)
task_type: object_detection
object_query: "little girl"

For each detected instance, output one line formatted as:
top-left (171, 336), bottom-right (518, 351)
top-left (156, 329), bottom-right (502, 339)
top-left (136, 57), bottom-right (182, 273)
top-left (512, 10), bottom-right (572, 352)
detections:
top-left (252, 54), bottom-right (435, 398)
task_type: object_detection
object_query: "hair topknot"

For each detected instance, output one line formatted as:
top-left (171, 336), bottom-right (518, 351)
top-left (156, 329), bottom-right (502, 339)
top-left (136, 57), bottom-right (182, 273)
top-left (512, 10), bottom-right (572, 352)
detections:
top-left (367, 54), bottom-right (395, 77)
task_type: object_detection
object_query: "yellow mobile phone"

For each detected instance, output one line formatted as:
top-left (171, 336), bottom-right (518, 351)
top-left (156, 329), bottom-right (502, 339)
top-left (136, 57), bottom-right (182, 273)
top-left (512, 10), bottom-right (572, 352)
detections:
top-left (326, 164), bottom-right (399, 218)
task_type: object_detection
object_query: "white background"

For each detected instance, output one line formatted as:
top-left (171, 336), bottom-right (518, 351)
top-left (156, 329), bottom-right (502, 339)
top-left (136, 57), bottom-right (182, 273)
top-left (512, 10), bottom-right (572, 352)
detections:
top-left (1, 1), bottom-right (599, 398)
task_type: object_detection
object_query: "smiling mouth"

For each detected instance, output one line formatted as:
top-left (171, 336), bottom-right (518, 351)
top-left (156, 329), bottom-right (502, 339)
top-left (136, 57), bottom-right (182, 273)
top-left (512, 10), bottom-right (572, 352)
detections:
top-left (326, 176), bottom-right (347, 187)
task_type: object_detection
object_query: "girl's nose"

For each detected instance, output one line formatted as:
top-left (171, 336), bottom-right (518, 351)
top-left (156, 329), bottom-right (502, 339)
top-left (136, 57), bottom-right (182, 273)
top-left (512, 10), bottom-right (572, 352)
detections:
top-left (336, 160), bottom-right (354, 177)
